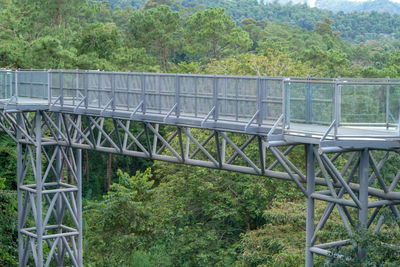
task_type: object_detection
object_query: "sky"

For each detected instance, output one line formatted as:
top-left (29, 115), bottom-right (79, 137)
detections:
top-left (309, 0), bottom-right (400, 7)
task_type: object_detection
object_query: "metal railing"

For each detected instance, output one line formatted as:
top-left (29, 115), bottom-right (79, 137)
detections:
top-left (1, 69), bottom-right (400, 138)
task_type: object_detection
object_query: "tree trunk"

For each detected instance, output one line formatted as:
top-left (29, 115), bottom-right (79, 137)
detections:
top-left (161, 47), bottom-right (167, 70)
top-left (64, 160), bottom-right (68, 184)
top-left (85, 150), bottom-right (89, 183)
top-left (212, 38), bottom-right (217, 59)
top-left (107, 152), bottom-right (112, 192)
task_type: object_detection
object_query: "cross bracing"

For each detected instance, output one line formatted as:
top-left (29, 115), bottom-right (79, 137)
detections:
top-left (0, 69), bottom-right (400, 266)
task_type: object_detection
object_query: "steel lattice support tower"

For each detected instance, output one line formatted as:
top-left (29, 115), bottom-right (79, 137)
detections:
top-left (16, 112), bottom-right (82, 267)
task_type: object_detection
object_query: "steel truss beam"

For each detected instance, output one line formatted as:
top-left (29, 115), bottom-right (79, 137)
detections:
top-left (0, 110), bottom-right (399, 266)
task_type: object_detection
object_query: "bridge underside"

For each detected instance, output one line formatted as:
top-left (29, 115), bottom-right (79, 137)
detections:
top-left (0, 110), bottom-right (399, 266)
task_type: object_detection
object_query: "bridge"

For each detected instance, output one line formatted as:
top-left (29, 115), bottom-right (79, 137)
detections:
top-left (1, 69), bottom-right (400, 266)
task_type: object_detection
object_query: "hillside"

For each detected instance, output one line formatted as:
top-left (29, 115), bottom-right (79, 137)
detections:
top-left (108, 0), bottom-right (400, 43)
top-left (316, 0), bottom-right (400, 14)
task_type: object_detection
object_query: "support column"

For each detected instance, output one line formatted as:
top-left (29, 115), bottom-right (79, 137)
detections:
top-left (17, 111), bottom-right (83, 267)
top-left (358, 148), bottom-right (369, 258)
top-left (17, 113), bottom-right (23, 266)
top-left (305, 144), bottom-right (315, 267)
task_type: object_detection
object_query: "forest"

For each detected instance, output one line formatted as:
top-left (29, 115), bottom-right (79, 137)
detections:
top-left (1, 0), bottom-right (400, 266)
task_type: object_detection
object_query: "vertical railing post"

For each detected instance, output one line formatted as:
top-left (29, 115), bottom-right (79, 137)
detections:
top-left (305, 76), bottom-right (312, 123)
top-left (194, 75), bottom-right (198, 118)
top-left (224, 74), bottom-right (227, 117)
top-left (283, 78), bottom-right (290, 129)
top-left (85, 70), bottom-right (89, 110)
top-left (60, 70), bottom-right (64, 107)
top-left (74, 70), bottom-right (79, 106)
top-left (127, 72), bottom-right (131, 111)
top-left (15, 69), bottom-right (18, 102)
top-left (175, 74), bottom-right (181, 118)
top-left (257, 76), bottom-right (263, 126)
top-left (305, 144), bottom-right (315, 267)
top-left (111, 72), bottom-right (116, 111)
top-left (141, 73), bottom-right (146, 114)
top-left (334, 78), bottom-right (341, 138)
top-left (30, 69), bottom-right (33, 98)
top-left (213, 75), bottom-right (218, 121)
top-left (47, 70), bottom-right (52, 106)
top-left (9, 71), bottom-right (12, 98)
top-left (386, 77), bottom-right (390, 129)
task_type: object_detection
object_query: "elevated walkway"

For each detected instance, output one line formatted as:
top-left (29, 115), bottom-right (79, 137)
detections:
top-left (1, 69), bottom-right (400, 267)
top-left (1, 70), bottom-right (399, 146)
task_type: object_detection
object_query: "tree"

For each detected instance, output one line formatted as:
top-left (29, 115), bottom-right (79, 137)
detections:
top-left (313, 16), bottom-right (335, 36)
top-left (0, 178), bottom-right (18, 266)
top-left (185, 8), bottom-right (252, 61)
top-left (129, 5), bottom-right (181, 70)
top-left (84, 168), bottom-right (155, 265)
top-left (205, 53), bottom-right (320, 77)
top-left (77, 22), bottom-right (120, 59)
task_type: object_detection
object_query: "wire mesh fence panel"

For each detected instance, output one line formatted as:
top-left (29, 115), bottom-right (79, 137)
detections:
top-left (196, 77), bottom-right (214, 117)
top-left (50, 72), bottom-right (61, 103)
top-left (216, 77), bottom-right (258, 122)
top-left (0, 72), bottom-right (14, 100)
top-left (218, 76), bottom-right (237, 120)
top-left (288, 81), bottom-right (307, 123)
top-left (238, 77), bottom-right (258, 121)
top-left (98, 73), bottom-right (112, 107)
top-left (115, 74), bottom-right (129, 110)
top-left (87, 72), bottom-right (100, 108)
top-left (127, 74), bottom-right (142, 111)
top-left (17, 71), bottom-right (48, 99)
top-left (180, 76), bottom-right (198, 117)
top-left (341, 84), bottom-right (386, 125)
top-left (145, 74), bottom-right (175, 114)
top-left (62, 72), bottom-right (85, 107)
top-left (263, 79), bottom-right (283, 121)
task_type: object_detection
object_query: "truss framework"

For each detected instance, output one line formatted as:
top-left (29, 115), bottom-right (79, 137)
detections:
top-left (0, 110), bottom-right (399, 266)
top-left (13, 112), bottom-right (82, 267)
top-left (306, 146), bottom-right (400, 266)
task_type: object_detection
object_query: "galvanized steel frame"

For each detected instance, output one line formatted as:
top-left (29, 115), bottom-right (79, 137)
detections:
top-left (0, 69), bottom-right (399, 266)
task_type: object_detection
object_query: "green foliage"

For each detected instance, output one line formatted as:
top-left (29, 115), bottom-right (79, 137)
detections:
top-left (317, 0), bottom-right (400, 15)
top-left (185, 8), bottom-right (252, 60)
top-left (84, 168), bottom-right (155, 265)
top-left (129, 5), bottom-right (181, 70)
top-left (0, 177), bottom-right (18, 266)
top-left (329, 226), bottom-right (400, 266)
